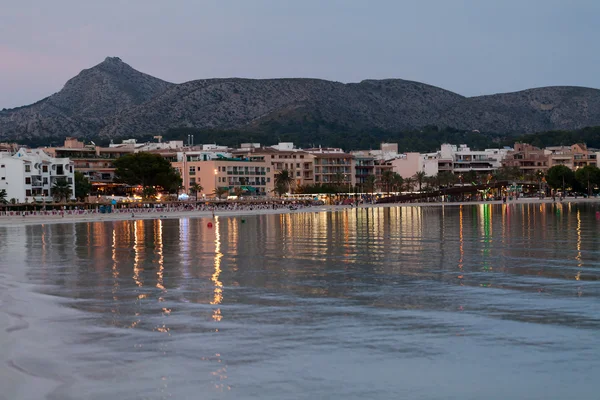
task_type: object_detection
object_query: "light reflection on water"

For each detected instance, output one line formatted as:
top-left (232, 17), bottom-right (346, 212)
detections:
top-left (1, 203), bottom-right (600, 400)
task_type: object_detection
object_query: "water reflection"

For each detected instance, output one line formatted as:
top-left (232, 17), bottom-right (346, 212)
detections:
top-left (211, 216), bottom-right (223, 322)
top-left (2, 204), bottom-right (600, 399)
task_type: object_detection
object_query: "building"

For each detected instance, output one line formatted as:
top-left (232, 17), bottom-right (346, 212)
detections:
top-left (0, 148), bottom-right (74, 203)
top-left (390, 152), bottom-right (439, 179)
top-left (173, 156), bottom-right (275, 197)
top-left (439, 144), bottom-right (508, 174)
top-left (45, 138), bottom-right (135, 195)
top-left (232, 143), bottom-right (315, 190)
top-left (108, 138), bottom-right (185, 152)
top-left (502, 143), bottom-right (549, 173)
top-left (545, 143), bottom-right (597, 170)
top-left (305, 147), bottom-right (355, 187)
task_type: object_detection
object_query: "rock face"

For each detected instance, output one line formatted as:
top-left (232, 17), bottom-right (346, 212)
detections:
top-left (1, 57), bottom-right (600, 141)
top-left (0, 57), bottom-right (173, 139)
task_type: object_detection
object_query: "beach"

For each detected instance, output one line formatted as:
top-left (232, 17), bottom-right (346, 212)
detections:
top-left (1, 197), bottom-right (599, 227)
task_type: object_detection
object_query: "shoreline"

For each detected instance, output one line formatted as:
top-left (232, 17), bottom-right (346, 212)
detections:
top-left (1, 197), bottom-right (598, 228)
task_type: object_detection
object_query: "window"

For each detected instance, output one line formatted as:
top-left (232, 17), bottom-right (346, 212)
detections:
top-left (296, 171), bottom-right (300, 177)
top-left (271, 155), bottom-right (274, 159)
top-left (267, 178), bottom-right (270, 182)
top-left (43, 177), bottom-right (48, 184)
top-left (267, 168), bottom-right (270, 172)
top-left (43, 190), bottom-right (48, 196)
top-left (42, 165), bottom-right (48, 172)
top-left (0, 164), bottom-right (4, 168)
top-left (296, 163), bottom-right (300, 168)
top-left (26, 190), bottom-right (32, 196)
top-left (67, 177), bottom-right (73, 184)
top-left (300, 155), bottom-right (304, 159)
top-left (25, 177), bottom-right (31, 184)
top-left (1, 177), bottom-right (4, 180)
top-left (25, 165), bottom-right (31, 172)
top-left (189, 166), bottom-right (196, 175)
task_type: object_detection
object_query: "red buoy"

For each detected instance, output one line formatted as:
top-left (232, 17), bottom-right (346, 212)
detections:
top-left (207, 222), bottom-right (213, 228)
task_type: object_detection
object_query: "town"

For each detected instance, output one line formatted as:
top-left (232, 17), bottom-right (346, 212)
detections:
top-left (1, 137), bottom-right (598, 206)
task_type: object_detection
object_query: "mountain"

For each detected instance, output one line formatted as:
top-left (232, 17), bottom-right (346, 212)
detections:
top-left (2, 57), bottom-right (600, 142)
top-left (0, 57), bottom-right (173, 139)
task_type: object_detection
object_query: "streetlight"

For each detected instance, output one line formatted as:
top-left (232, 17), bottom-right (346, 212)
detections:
top-left (214, 168), bottom-right (218, 198)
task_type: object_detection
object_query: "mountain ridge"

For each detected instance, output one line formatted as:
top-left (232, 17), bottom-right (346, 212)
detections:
top-left (2, 57), bottom-right (600, 141)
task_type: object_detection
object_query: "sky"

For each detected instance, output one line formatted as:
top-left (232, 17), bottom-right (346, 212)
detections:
top-left (1, 0), bottom-right (599, 109)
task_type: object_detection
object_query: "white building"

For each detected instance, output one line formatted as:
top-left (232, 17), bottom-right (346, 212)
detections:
top-left (439, 144), bottom-right (508, 173)
top-left (391, 144), bottom-right (509, 179)
top-left (0, 148), bottom-right (75, 203)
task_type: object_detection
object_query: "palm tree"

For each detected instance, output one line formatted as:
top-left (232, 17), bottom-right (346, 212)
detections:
top-left (213, 187), bottom-right (229, 199)
top-left (390, 173), bottom-right (404, 194)
top-left (413, 171), bottom-right (426, 192)
top-left (189, 183), bottom-right (203, 199)
top-left (380, 170), bottom-right (395, 195)
top-left (364, 175), bottom-right (376, 197)
top-left (275, 169), bottom-right (294, 196)
top-left (404, 177), bottom-right (415, 192)
top-left (52, 178), bottom-right (72, 202)
top-left (0, 189), bottom-right (7, 204)
top-left (233, 186), bottom-right (244, 197)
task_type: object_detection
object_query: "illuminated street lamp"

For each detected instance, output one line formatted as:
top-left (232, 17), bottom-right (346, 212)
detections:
top-left (214, 168), bottom-right (218, 197)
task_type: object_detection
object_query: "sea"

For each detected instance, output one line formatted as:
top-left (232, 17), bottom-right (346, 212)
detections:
top-left (1, 203), bottom-right (599, 400)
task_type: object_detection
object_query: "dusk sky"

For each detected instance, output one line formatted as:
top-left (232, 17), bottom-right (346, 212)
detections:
top-left (1, 0), bottom-right (599, 109)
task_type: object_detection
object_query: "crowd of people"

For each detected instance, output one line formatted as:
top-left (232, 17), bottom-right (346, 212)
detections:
top-left (0, 200), bottom-right (320, 218)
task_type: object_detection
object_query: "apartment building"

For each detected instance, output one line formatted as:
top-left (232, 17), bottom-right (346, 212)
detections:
top-left (0, 148), bottom-right (74, 203)
top-left (232, 142), bottom-right (315, 189)
top-left (545, 144), bottom-right (597, 170)
top-left (440, 144), bottom-right (508, 173)
top-left (305, 147), bottom-right (355, 186)
top-left (45, 138), bottom-right (135, 195)
top-left (502, 143), bottom-right (549, 173)
top-left (173, 157), bottom-right (275, 197)
top-left (390, 152), bottom-right (439, 178)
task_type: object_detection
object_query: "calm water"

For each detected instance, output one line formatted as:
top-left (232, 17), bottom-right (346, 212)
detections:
top-left (1, 203), bottom-right (600, 400)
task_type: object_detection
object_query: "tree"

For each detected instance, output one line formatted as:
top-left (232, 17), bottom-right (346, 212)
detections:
top-left (464, 170), bottom-right (478, 185)
top-left (331, 172), bottom-right (347, 193)
top-left (404, 177), bottom-right (415, 192)
top-left (494, 166), bottom-right (522, 181)
top-left (190, 183), bottom-right (204, 199)
top-left (142, 186), bottom-right (158, 200)
top-left (274, 169), bottom-right (294, 196)
top-left (233, 186), bottom-right (244, 197)
top-left (74, 171), bottom-right (92, 201)
top-left (413, 171), bottom-right (426, 191)
top-left (52, 178), bottom-right (72, 202)
top-left (546, 165), bottom-right (575, 191)
top-left (390, 173), bottom-right (404, 193)
top-left (363, 175), bottom-right (376, 195)
top-left (438, 172), bottom-right (458, 188)
top-left (113, 152), bottom-right (182, 193)
top-left (0, 189), bottom-right (7, 204)
top-left (575, 165), bottom-right (600, 196)
top-left (213, 187), bottom-right (229, 199)
top-left (380, 170), bottom-right (395, 195)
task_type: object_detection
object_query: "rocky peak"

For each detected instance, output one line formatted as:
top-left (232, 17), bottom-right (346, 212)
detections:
top-left (45, 57), bottom-right (174, 118)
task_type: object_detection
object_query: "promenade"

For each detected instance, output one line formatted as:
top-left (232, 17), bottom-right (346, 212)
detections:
top-left (1, 197), bottom-right (598, 227)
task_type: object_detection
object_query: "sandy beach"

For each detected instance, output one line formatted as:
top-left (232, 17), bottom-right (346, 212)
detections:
top-left (1, 197), bottom-right (599, 228)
